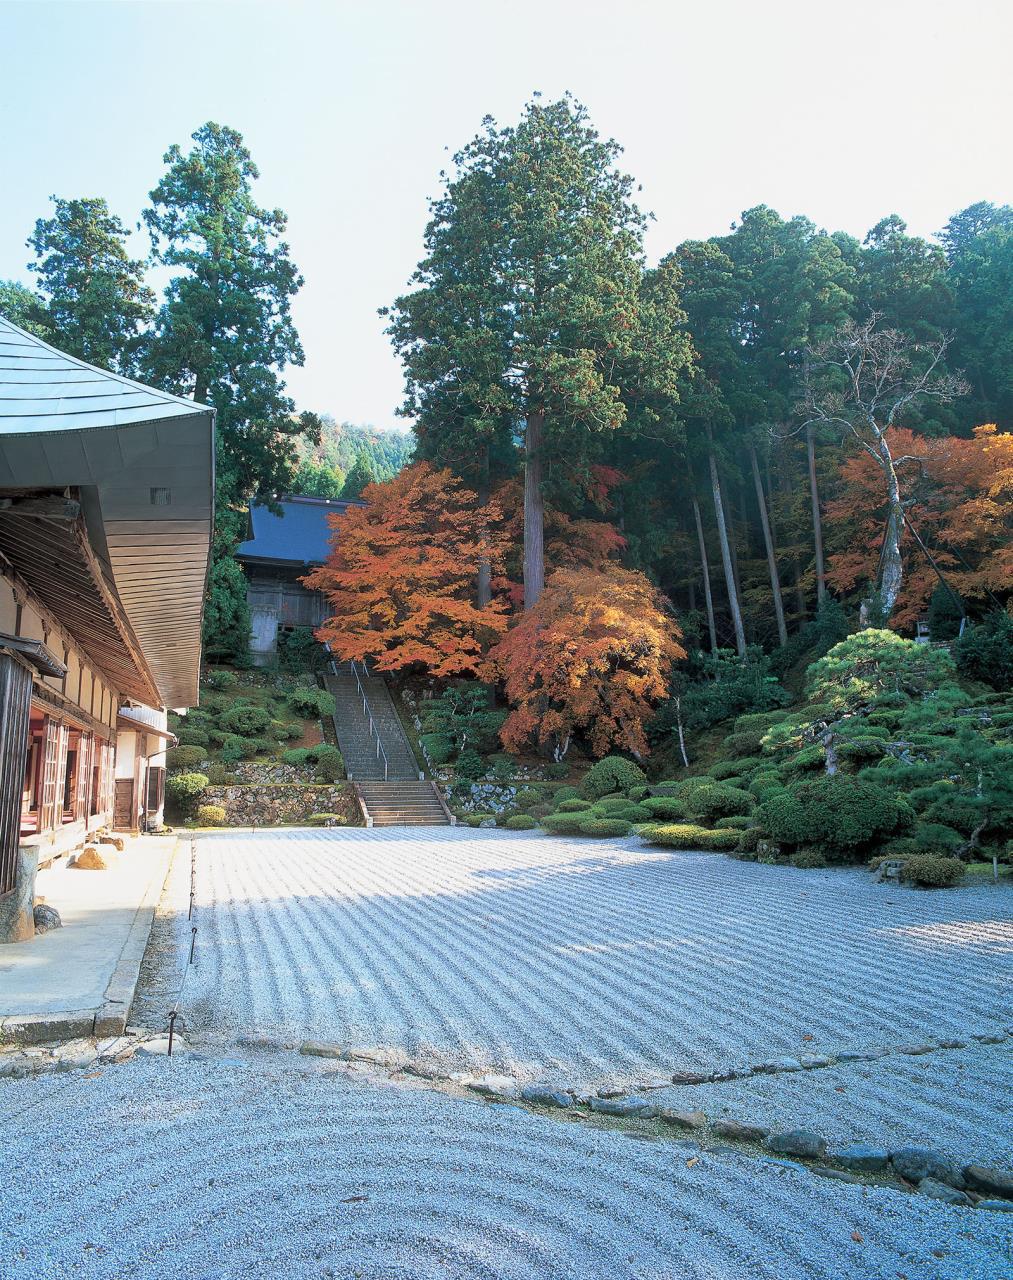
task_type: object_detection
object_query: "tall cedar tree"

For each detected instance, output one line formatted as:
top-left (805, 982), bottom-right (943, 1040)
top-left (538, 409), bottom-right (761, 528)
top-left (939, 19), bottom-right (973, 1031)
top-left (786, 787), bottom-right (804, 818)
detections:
top-left (144, 122), bottom-right (315, 657)
top-left (306, 462), bottom-right (509, 677)
top-left (28, 196), bottom-right (155, 374)
top-left (494, 566), bottom-right (685, 760)
top-left (144, 122), bottom-right (312, 510)
top-left (825, 424), bottom-right (1013, 629)
top-left (386, 96), bottom-right (674, 610)
top-left (0, 280), bottom-right (52, 340)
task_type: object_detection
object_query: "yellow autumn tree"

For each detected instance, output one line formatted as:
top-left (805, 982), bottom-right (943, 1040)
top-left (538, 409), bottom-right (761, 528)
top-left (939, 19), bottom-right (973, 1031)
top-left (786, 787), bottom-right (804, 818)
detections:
top-left (492, 566), bottom-right (685, 760)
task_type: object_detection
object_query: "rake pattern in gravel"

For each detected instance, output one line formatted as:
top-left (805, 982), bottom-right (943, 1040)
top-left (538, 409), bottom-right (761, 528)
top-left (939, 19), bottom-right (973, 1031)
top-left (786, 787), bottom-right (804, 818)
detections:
top-left (157, 828), bottom-right (1010, 1083)
top-left (1, 1057), bottom-right (1009, 1280)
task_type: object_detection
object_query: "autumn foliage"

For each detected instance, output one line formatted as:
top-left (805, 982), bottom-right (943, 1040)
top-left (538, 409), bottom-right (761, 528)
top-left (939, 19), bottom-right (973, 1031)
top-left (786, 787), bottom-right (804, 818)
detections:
top-left (492, 566), bottom-right (685, 759)
top-left (825, 425), bottom-right (1013, 630)
top-left (306, 462), bottom-right (508, 676)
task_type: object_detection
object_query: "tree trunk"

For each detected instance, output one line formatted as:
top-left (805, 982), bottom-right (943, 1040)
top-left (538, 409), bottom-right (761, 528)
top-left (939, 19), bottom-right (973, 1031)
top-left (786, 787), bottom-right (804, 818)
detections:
top-left (708, 445), bottom-right (747, 657)
top-left (476, 443), bottom-right (491, 609)
top-left (875, 444), bottom-right (905, 621)
top-left (750, 446), bottom-right (788, 647)
top-left (806, 425), bottom-right (826, 606)
top-left (674, 694), bottom-right (689, 768)
top-left (523, 410), bottom-right (545, 610)
top-left (692, 495), bottom-right (717, 654)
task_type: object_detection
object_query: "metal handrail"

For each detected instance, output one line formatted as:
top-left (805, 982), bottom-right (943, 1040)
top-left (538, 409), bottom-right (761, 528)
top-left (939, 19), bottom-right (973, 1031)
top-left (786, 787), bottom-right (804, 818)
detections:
top-left (346, 659), bottom-right (389, 781)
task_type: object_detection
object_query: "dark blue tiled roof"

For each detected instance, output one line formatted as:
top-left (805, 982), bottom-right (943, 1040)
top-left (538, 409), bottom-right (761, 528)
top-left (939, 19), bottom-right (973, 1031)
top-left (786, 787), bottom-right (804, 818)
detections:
top-left (235, 496), bottom-right (360, 566)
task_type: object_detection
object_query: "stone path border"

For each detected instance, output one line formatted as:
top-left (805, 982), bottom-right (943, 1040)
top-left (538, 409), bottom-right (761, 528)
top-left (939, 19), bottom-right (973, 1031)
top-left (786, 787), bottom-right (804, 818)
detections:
top-left (0, 838), bottom-right (178, 1046)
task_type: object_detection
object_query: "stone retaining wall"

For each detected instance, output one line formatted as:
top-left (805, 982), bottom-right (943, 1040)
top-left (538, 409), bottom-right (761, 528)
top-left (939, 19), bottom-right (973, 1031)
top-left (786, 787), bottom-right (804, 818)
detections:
top-left (202, 783), bottom-right (359, 827)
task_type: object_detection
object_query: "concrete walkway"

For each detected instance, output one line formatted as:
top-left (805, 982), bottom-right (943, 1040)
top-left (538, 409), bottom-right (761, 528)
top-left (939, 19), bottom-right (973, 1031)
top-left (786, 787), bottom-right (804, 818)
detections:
top-left (0, 834), bottom-right (177, 1042)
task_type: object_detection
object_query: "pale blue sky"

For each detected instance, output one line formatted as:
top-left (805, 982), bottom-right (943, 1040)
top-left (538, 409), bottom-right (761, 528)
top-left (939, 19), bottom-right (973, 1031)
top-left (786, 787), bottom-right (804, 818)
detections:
top-left (1, 0), bottom-right (1009, 427)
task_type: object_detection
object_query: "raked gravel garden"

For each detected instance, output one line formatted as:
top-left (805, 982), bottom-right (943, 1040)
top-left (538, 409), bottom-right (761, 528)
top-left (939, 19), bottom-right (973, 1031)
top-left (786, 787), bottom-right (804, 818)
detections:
top-left (2, 825), bottom-right (1012, 1279)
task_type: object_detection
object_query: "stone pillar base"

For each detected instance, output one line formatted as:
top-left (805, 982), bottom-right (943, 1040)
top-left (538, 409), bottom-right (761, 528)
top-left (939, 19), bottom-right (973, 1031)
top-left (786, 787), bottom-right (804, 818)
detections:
top-left (0, 845), bottom-right (39, 943)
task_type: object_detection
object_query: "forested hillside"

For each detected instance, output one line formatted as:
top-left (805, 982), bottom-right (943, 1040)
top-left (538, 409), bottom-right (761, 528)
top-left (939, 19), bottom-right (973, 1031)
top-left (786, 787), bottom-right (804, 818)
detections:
top-left (292, 416), bottom-right (414, 500)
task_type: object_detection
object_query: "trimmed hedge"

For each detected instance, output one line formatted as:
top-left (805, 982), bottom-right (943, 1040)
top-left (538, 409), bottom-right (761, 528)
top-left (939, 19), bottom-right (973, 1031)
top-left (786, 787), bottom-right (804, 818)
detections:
top-left (642, 824), bottom-right (740, 852)
top-left (643, 796), bottom-right (687, 820)
top-left (420, 733), bottom-right (455, 766)
top-left (901, 855), bottom-right (965, 888)
top-left (581, 756), bottom-right (648, 800)
top-left (789, 847), bottom-right (827, 869)
top-left (504, 814), bottom-right (537, 830)
top-left (594, 796), bottom-right (641, 816)
top-left (308, 812), bottom-right (348, 827)
top-left (715, 814), bottom-right (753, 830)
top-left (759, 776), bottom-right (911, 858)
top-left (540, 812), bottom-right (588, 835)
top-left (219, 703), bottom-right (273, 737)
top-left (165, 771), bottom-right (208, 817)
top-left (557, 798), bottom-right (594, 813)
top-left (176, 725), bottom-right (210, 748)
top-left (167, 745), bottom-right (208, 772)
top-left (578, 818), bottom-right (633, 838)
top-left (681, 783), bottom-right (753, 823)
top-left (195, 804), bottom-right (226, 827)
top-left (287, 687), bottom-right (336, 719)
top-left (551, 785), bottom-right (580, 804)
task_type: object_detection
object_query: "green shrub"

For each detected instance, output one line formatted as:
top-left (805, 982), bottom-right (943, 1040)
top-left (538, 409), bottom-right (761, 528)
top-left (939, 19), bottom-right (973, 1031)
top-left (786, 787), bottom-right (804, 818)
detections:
top-left (789, 847), bottom-right (827, 869)
top-left (578, 817), bottom-right (633, 838)
top-left (514, 787), bottom-right (549, 811)
top-left (420, 733), bottom-right (455, 766)
top-left (219, 745), bottom-right (245, 766)
top-left (455, 748), bottom-right (485, 780)
top-left (545, 761), bottom-right (570, 780)
top-left (307, 812), bottom-right (347, 827)
top-left (715, 814), bottom-right (753, 830)
top-left (643, 823), bottom-right (740, 852)
top-left (277, 626), bottom-right (328, 673)
top-left (282, 747), bottom-right (312, 767)
top-left (748, 771), bottom-right (785, 800)
top-left (759, 776), bottom-right (911, 859)
top-left (733, 709), bottom-right (790, 735)
top-left (165, 772), bottom-right (209, 817)
top-left (901, 855), bottom-right (965, 888)
top-left (312, 745), bottom-right (344, 782)
top-left (651, 779), bottom-right (697, 797)
top-left (711, 757), bottom-right (763, 781)
top-left (723, 729), bottom-right (766, 758)
top-left (195, 804), bottom-right (227, 827)
top-left (287, 687), bottom-right (336, 719)
top-left (528, 802), bottom-right (553, 819)
top-left (540, 812), bottom-right (588, 835)
top-left (643, 796), bottom-right (686, 820)
top-left (681, 783), bottom-right (753, 823)
top-left (581, 756), bottom-right (648, 800)
top-left (591, 802), bottom-right (648, 823)
top-left (201, 668), bottom-right (238, 691)
top-left (463, 811), bottom-right (495, 828)
top-left (737, 826), bottom-right (764, 852)
top-left (627, 784), bottom-right (651, 802)
top-left (551, 785), bottom-right (580, 804)
top-left (205, 762), bottom-right (228, 785)
top-left (557, 798), bottom-right (594, 813)
top-left (505, 814), bottom-right (537, 830)
top-left (954, 611), bottom-right (1013, 691)
top-left (594, 795), bottom-right (640, 816)
top-left (270, 720), bottom-right (303, 742)
top-left (166, 745), bottom-right (208, 772)
top-left (911, 824), bottom-right (968, 855)
top-left (176, 724), bottom-right (210, 748)
top-left (220, 703), bottom-right (272, 737)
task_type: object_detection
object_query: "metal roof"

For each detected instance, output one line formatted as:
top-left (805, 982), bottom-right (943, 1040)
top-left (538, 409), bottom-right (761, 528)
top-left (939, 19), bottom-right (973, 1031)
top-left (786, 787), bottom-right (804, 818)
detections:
top-left (0, 317), bottom-right (214, 709)
top-left (235, 495), bottom-right (360, 567)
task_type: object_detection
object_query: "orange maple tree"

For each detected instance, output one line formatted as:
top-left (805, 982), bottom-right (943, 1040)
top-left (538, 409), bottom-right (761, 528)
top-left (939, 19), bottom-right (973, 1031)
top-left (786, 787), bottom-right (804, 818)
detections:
top-left (825, 424), bottom-right (1013, 630)
top-left (492, 566), bottom-right (685, 759)
top-left (305, 462), bottom-right (509, 676)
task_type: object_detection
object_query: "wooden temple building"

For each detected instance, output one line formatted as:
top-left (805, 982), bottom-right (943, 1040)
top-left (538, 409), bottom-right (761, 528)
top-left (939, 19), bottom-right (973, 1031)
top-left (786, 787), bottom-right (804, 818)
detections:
top-left (235, 495), bottom-right (360, 665)
top-left (0, 317), bottom-right (213, 942)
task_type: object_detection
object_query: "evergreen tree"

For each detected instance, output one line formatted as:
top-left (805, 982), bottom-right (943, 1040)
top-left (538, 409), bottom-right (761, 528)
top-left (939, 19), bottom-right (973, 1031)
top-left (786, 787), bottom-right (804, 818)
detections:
top-left (386, 95), bottom-right (658, 609)
top-left (0, 279), bottom-right (51, 339)
top-left (341, 453), bottom-right (378, 499)
top-left (27, 196), bottom-right (154, 373)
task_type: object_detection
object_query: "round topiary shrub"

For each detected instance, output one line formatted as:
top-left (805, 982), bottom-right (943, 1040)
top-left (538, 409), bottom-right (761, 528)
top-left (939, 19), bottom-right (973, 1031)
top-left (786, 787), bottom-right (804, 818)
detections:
top-left (627, 784), bottom-right (651, 802)
top-left (581, 756), bottom-right (648, 801)
top-left (681, 783), bottom-right (753, 824)
top-left (195, 804), bottom-right (227, 827)
top-left (282, 747), bottom-right (312, 767)
top-left (220, 703), bottom-right (272, 737)
top-left (737, 826), bottom-right (764, 853)
top-left (504, 814), bottom-right (537, 830)
top-left (557, 798), bottom-right (593, 813)
top-left (165, 772), bottom-right (209, 818)
top-left (540, 812), bottom-right (588, 835)
top-left (312, 745), bottom-right (344, 782)
top-left (201, 668), bottom-right (238, 692)
top-left (715, 814), bottom-right (753, 830)
top-left (642, 796), bottom-right (686, 820)
top-left (545, 762), bottom-right (570, 780)
top-left (642, 823), bottom-right (740, 852)
top-left (912, 822), bottom-right (963, 853)
top-left (166, 745), bottom-right (209, 772)
top-left (287, 687), bottom-right (336, 719)
top-left (710, 757), bottom-right (763, 781)
top-left (578, 817), bottom-right (633, 838)
top-left (551, 785), bottom-right (580, 804)
top-left (455, 748), bottom-right (485, 780)
top-left (759, 776), bottom-right (911, 860)
top-left (789, 847), bottom-right (827, 869)
top-left (594, 795), bottom-right (641, 816)
top-left (205, 762), bottom-right (228, 785)
top-left (528, 802), bottom-right (554, 819)
top-left (749, 772), bottom-right (785, 800)
top-left (900, 855), bottom-right (965, 888)
top-left (176, 724), bottom-right (210, 748)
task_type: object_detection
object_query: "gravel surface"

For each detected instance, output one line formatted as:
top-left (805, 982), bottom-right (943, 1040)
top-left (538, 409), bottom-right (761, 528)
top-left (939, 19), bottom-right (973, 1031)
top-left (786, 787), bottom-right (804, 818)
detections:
top-left (2, 1055), bottom-right (1011, 1280)
top-left (135, 828), bottom-right (1011, 1085)
top-left (650, 1041), bottom-right (1013, 1164)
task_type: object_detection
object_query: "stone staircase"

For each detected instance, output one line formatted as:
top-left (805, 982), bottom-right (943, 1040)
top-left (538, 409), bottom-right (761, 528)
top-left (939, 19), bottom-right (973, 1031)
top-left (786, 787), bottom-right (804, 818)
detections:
top-left (324, 661), bottom-right (452, 827)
